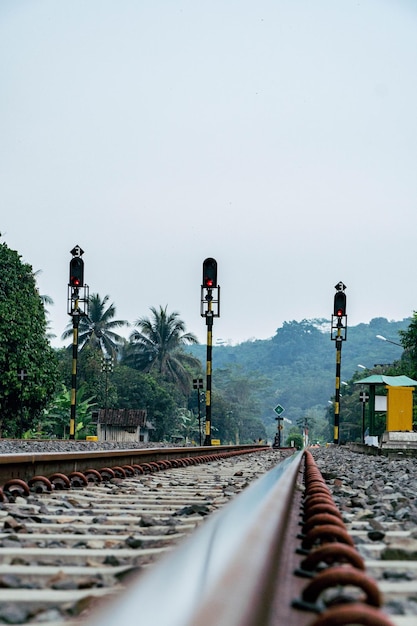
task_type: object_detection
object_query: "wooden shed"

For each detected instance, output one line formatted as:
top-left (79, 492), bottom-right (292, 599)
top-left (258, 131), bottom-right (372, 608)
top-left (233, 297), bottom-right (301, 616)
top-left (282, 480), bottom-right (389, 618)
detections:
top-left (92, 408), bottom-right (154, 443)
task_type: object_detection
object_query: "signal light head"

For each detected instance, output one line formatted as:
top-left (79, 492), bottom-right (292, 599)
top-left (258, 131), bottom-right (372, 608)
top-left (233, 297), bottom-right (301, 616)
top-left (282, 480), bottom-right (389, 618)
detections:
top-left (202, 257), bottom-right (217, 289)
top-left (333, 290), bottom-right (346, 317)
top-left (69, 257), bottom-right (84, 288)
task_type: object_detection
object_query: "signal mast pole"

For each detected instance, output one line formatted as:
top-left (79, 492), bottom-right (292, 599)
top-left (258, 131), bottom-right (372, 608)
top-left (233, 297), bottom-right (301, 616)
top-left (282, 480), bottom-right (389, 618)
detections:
top-left (67, 246), bottom-right (89, 440)
top-left (200, 258), bottom-right (220, 446)
top-left (331, 282), bottom-right (347, 444)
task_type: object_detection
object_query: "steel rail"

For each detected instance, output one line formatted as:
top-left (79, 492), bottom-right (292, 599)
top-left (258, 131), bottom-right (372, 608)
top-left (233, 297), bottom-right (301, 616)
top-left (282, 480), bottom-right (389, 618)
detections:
top-left (87, 451), bottom-right (304, 626)
top-left (0, 444), bottom-right (266, 486)
top-left (0, 448), bottom-right (286, 624)
top-left (86, 449), bottom-right (397, 626)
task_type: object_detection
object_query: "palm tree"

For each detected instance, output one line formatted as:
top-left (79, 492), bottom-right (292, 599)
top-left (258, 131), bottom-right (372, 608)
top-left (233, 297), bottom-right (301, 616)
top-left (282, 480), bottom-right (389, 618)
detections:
top-left (34, 269), bottom-right (56, 340)
top-left (62, 293), bottom-right (128, 356)
top-left (127, 305), bottom-right (200, 393)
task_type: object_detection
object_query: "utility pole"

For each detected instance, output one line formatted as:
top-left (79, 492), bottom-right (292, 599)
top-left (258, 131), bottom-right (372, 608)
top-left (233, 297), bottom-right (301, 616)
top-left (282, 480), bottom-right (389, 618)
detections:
top-left (101, 356), bottom-right (113, 441)
top-left (17, 369), bottom-right (27, 437)
top-left (359, 390), bottom-right (369, 443)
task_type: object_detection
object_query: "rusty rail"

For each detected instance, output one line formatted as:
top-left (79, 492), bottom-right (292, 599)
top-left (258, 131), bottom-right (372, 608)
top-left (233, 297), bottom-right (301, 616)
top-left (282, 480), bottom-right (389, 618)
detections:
top-left (0, 444), bottom-right (267, 493)
top-left (293, 450), bottom-right (395, 626)
top-left (86, 449), bottom-right (396, 626)
top-left (87, 451), bottom-right (303, 626)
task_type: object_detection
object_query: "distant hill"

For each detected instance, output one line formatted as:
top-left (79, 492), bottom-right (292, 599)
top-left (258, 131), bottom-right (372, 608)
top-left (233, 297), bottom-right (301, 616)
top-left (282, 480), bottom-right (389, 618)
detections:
top-left (187, 317), bottom-right (410, 430)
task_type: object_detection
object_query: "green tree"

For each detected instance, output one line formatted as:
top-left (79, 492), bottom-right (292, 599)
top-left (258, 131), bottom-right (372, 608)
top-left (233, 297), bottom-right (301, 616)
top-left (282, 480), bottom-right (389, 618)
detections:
top-left (300, 407), bottom-right (332, 444)
top-left (176, 408), bottom-right (202, 444)
top-left (34, 269), bottom-right (56, 340)
top-left (111, 365), bottom-right (178, 440)
top-left (62, 293), bottom-right (128, 357)
top-left (207, 390), bottom-right (236, 444)
top-left (285, 428), bottom-right (304, 450)
top-left (42, 384), bottom-right (97, 439)
top-left (0, 242), bottom-right (58, 436)
top-left (126, 305), bottom-right (201, 394)
top-left (398, 313), bottom-right (417, 378)
top-left (213, 365), bottom-right (267, 443)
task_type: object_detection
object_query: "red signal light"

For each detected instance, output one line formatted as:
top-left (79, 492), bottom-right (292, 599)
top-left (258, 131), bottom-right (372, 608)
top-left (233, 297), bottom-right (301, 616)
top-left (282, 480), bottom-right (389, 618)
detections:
top-left (69, 257), bottom-right (84, 288)
top-left (202, 258), bottom-right (217, 289)
top-left (333, 290), bottom-right (346, 317)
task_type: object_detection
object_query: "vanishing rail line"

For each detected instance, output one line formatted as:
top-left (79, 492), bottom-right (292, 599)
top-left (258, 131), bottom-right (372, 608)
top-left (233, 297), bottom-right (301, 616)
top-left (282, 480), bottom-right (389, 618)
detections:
top-left (0, 445), bottom-right (275, 625)
top-left (0, 443), bottom-right (264, 486)
top-left (1, 445), bottom-right (415, 625)
top-left (87, 447), bottom-right (416, 626)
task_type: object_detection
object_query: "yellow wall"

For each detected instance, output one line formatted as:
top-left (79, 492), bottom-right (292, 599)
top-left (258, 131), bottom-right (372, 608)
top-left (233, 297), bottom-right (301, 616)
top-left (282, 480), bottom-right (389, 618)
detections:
top-left (386, 386), bottom-right (413, 431)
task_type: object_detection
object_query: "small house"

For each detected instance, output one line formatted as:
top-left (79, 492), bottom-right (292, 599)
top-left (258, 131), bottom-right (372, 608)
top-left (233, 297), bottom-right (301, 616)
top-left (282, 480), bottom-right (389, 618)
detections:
top-left (92, 408), bottom-right (154, 443)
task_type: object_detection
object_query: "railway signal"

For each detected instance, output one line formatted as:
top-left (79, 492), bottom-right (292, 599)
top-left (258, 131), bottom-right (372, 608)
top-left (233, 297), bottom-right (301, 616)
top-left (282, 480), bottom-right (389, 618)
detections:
top-left (331, 282), bottom-right (347, 342)
top-left (67, 246), bottom-right (89, 440)
top-left (69, 257), bottom-right (84, 288)
top-left (200, 258), bottom-right (220, 446)
top-left (202, 257), bottom-right (217, 288)
top-left (333, 287), bottom-right (346, 318)
top-left (273, 416), bottom-right (284, 448)
top-left (331, 282), bottom-right (347, 445)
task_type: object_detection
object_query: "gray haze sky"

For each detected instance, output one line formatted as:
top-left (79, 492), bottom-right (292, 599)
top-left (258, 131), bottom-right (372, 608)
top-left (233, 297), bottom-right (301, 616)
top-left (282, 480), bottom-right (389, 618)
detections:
top-left (1, 1), bottom-right (417, 347)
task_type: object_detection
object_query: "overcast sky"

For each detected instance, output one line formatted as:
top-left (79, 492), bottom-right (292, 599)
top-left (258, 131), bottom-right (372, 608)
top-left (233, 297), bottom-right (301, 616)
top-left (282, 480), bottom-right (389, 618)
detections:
top-left (1, 0), bottom-right (417, 347)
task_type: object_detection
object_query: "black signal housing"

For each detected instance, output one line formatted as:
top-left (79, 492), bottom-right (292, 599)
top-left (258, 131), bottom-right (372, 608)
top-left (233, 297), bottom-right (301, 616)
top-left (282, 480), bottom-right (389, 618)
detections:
top-left (202, 257), bottom-right (217, 288)
top-left (334, 290), bottom-right (346, 317)
top-left (69, 257), bottom-right (84, 288)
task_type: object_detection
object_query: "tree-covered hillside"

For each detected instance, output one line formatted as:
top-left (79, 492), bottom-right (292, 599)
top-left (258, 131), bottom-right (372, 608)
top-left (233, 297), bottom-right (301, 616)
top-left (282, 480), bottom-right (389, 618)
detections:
top-left (187, 317), bottom-right (410, 440)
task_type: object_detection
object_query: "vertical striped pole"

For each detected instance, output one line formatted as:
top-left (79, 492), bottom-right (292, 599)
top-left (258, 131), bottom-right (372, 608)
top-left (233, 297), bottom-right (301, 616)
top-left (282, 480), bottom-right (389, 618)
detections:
top-left (197, 386), bottom-right (202, 446)
top-left (201, 258), bottom-right (219, 447)
top-left (69, 310), bottom-right (79, 440)
top-left (332, 283), bottom-right (347, 445)
top-left (334, 335), bottom-right (342, 444)
top-left (204, 309), bottom-right (213, 446)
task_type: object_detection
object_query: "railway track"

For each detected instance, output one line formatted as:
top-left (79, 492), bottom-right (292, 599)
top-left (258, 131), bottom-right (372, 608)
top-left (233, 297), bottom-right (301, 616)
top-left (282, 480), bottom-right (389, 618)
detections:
top-left (87, 446), bottom-right (417, 626)
top-left (1, 444), bottom-right (416, 625)
top-left (0, 445), bottom-right (279, 625)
